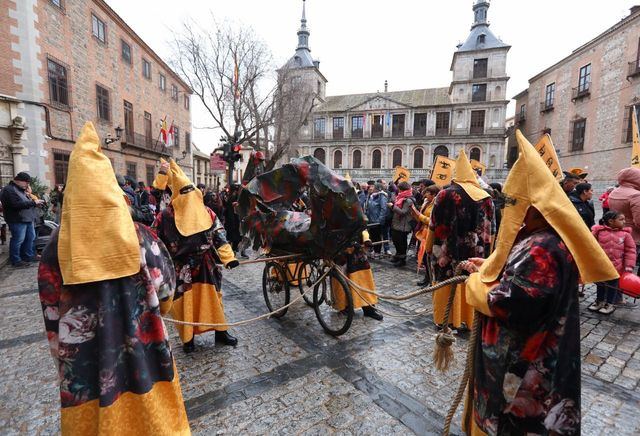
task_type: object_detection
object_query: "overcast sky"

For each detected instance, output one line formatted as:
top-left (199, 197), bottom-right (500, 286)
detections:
top-left (107, 0), bottom-right (636, 153)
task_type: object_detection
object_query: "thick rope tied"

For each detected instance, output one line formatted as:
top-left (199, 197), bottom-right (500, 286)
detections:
top-left (433, 282), bottom-right (458, 372)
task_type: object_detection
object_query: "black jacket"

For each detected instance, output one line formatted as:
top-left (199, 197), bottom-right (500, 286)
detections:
top-left (0, 182), bottom-right (37, 224)
top-left (569, 193), bottom-right (595, 229)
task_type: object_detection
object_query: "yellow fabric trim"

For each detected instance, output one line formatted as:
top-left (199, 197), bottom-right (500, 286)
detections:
top-left (159, 299), bottom-right (173, 316)
top-left (171, 283), bottom-right (227, 343)
top-left (169, 160), bottom-right (213, 237)
top-left (362, 230), bottom-right (371, 243)
top-left (331, 268), bottom-right (377, 310)
top-left (216, 243), bottom-right (237, 267)
top-left (432, 283), bottom-right (474, 328)
top-left (453, 150), bottom-right (490, 202)
top-left (465, 272), bottom-right (494, 317)
top-left (58, 122), bottom-right (139, 285)
top-left (61, 369), bottom-right (190, 436)
top-left (424, 229), bottom-right (435, 252)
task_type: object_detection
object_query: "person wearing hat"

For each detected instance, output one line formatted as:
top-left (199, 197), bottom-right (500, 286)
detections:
top-left (460, 131), bottom-right (618, 435)
top-left (0, 171), bottom-right (45, 267)
top-left (560, 172), bottom-right (581, 195)
top-left (37, 122), bottom-right (190, 435)
top-left (425, 150), bottom-right (495, 330)
top-left (154, 160), bottom-right (240, 353)
top-left (151, 158), bottom-right (172, 213)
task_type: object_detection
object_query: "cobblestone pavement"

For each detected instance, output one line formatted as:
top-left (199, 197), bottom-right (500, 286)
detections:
top-left (1, 254), bottom-right (640, 435)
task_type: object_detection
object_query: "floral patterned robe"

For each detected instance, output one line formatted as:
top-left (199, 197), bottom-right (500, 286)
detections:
top-left (429, 184), bottom-right (494, 328)
top-left (38, 224), bottom-right (190, 435)
top-left (472, 230), bottom-right (580, 435)
top-left (153, 205), bottom-right (236, 343)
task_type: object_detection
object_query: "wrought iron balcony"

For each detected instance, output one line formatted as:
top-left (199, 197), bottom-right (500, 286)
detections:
top-left (540, 101), bottom-right (554, 113)
top-left (515, 112), bottom-right (526, 124)
top-left (121, 131), bottom-right (171, 156)
top-left (572, 84), bottom-right (590, 101)
top-left (628, 61), bottom-right (640, 78)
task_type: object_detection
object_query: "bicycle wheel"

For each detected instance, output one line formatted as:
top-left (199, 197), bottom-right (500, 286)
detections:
top-left (313, 269), bottom-right (353, 336)
top-left (262, 261), bottom-right (291, 318)
top-left (297, 260), bottom-right (326, 307)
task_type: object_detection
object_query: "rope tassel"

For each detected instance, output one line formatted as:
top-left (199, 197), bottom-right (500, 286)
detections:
top-left (433, 282), bottom-right (458, 372)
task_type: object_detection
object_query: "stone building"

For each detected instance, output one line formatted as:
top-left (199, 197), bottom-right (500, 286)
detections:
top-left (289, 0), bottom-right (510, 182)
top-left (0, 0), bottom-right (193, 188)
top-left (509, 6), bottom-right (640, 187)
top-left (192, 145), bottom-right (216, 189)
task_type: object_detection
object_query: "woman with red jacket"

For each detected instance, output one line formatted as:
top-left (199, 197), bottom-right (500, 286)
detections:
top-left (590, 210), bottom-right (637, 314)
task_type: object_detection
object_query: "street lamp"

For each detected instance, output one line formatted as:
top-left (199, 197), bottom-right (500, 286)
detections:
top-left (175, 150), bottom-right (189, 163)
top-left (104, 125), bottom-right (123, 145)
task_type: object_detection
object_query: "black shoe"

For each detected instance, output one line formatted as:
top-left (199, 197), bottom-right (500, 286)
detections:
top-left (215, 331), bottom-right (238, 346)
top-left (417, 279), bottom-right (429, 287)
top-left (183, 339), bottom-right (195, 354)
top-left (362, 306), bottom-right (383, 321)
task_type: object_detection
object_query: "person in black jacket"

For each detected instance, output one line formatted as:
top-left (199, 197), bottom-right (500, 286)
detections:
top-left (0, 172), bottom-right (44, 267)
top-left (569, 182), bottom-right (595, 228)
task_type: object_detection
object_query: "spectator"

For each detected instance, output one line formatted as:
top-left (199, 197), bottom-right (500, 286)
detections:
top-left (117, 175), bottom-right (138, 207)
top-left (0, 172), bottom-right (44, 267)
top-left (412, 184), bottom-right (441, 286)
top-left (365, 183), bottom-right (388, 253)
top-left (570, 182), bottom-right (595, 228)
top-left (599, 187), bottom-right (614, 214)
top-left (489, 182), bottom-right (505, 233)
top-left (50, 184), bottom-right (64, 224)
top-left (224, 184), bottom-right (243, 253)
top-left (560, 172), bottom-right (581, 195)
top-left (137, 181), bottom-right (150, 206)
top-left (388, 181), bottom-right (415, 267)
top-left (609, 168), bottom-right (640, 267)
top-left (197, 183), bottom-right (206, 195)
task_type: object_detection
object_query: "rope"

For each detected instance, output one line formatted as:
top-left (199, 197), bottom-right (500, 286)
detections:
top-left (237, 253), bottom-right (301, 266)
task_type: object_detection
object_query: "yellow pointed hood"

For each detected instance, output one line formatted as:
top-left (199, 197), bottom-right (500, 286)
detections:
top-left (452, 150), bottom-right (490, 201)
top-left (58, 122), bottom-right (139, 285)
top-left (168, 159), bottom-right (213, 236)
top-left (479, 130), bottom-right (618, 284)
top-left (152, 158), bottom-right (169, 190)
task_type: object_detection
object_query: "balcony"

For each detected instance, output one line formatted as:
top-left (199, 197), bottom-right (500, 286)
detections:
top-left (572, 84), bottom-right (590, 101)
top-left (470, 125), bottom-right (485, 135)
top-left (122, 132), bottom-right (171, 156)
top-left (371, 126), bottom-right (383, 138)
top-left (351, 129), bottom-right (363, 139)
top-left (628, 61), bottom-right (640, 79)
top-left (540, 101), bottom-right (554, 113)
top-left (515, 113), bottom-right (526, 124)
top-left (435, 127), bottom-right (450, 136)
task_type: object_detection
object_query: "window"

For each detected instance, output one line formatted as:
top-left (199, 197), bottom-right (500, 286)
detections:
top-left (186, 132), bottom-right (191, 152)
top-left (392, 149), bottom-right (403, 167)
top-left (372, 149), bottom-right (382, 169)
top-left (414, 113), bottom-right (427, 136)
top-left (121, 40), bottom-right (131, 64)
top-left (173, 126), bottom-right (180, 147)
top-left (334, 150), bottom-right (342, 168)
top-left (372, 115), bottom-right (384, 137)
top-left (413, 148), bottom-right (424, 168)
top-left (171, 84), bottom-right (178, 101)
top-left (92, 14), bottom-right (106, 43)
top-left (184, 95), bottom-right (190, 110)
top-left (317, 80), bottom-right (322, 95)
top-left (144, 112), bottom-right (152, 147)
top-left (472, 84), bottom-right (487, 102)
top-left (313, 148), bottom-right (325, 164)
top-left (571, 118), bottom-right (586, 151)
top-left (53, 150), bottom-right (70, 185)
top-left (519, 104), bottom-right (526, 121)
top-left (47, 58), bottom-right (69, 106)
top-left (470, 110), bottom-right (485, 134)
top-left (544, 83), bottom-right (555, 109)
top-left (473, 58), bottom-right (488, 79)
top-left (314, 118), bottom-right (326, 138)
top-left (96, 84), bottom-right (110, 121)
top-left (351, 116), bottom-right (363, 138)
top-left (159, 74), bottom-right (166, 91)
top-left (353, 150), bottom-right (362, 168)
top-left (146, 165), bottom-right (155, 187)
top-left (433, 145), bottom-right (449, 160)
top-left (435, 112), bottom-right (450, 135)
top-left (333, 117), bottom-right (344, 139)
top-left (578, 64), bottom-right (591, 94)
top-left (477, 34), bottom-right (486, 45)
top-left (392, 114), bottom-right (405, 137)
top-left (126, 161), bottom-right (137, 180)
top-left (123, 100), bottom-right (134, 142)
top-left (470, 147), bottom-right (481, 162)
top-left (142, 58), bottom-right (151, 79)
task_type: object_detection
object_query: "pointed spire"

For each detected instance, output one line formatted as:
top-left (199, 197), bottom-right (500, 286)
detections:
top-left (297, 0), bottom-right (310, 51)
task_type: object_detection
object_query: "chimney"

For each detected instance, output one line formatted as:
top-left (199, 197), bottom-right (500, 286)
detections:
top-left (631, 5), bottom-right (640, 15)
top-left (384, 80), bottom-right (388, 92)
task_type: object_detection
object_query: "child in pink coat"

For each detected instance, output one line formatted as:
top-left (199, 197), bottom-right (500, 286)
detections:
top-left (590, 211), bottom-right (636, 314)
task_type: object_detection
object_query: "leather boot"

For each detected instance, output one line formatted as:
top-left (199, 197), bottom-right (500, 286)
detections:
top-left (362, 306), bottom-right (383, 321)
top-left (183, 338), bottom-right (195, 354)
top-left (215, 330), bottom-right (238, 346)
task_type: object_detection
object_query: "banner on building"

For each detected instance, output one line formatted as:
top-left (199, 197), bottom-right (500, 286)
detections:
top-left (470, 159), bottom-right (486, 176)
top-left (431, 156), bottom-right (456, 187)
top-left (393, 166), bottom-right (411, 184)
top-left (534, 133), bottom-right (563, 180)
top-left (210, 154), bottom-right (226, 174)
top-left (632, 106), bottom-right (640, 167)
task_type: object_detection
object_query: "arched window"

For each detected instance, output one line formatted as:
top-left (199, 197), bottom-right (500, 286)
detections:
top-left (392, 149), bottom-right (403, 167)
top-left (372, 149), bottom-right (382, 169)
top-left (352, 149), bottom-right (362, 168)
top-left (313, 148), bottom-right (325, 164)
top-left (334, 150), bottom-right (342, 169)
top-left (433, 145), bottom-right (449, 161)
top-left (470, 147), bottom-right (481, 162)
top-left (413, 148), bottom-right (424, 169)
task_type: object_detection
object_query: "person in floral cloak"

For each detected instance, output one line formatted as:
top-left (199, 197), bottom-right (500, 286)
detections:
top-left (426, 150), bottom-right (495, 330)
top-left (38, 122), bottom-right (190, 435)
top-left (154, 160), bottom-right (239, 353)
top-left (461, 131), bottom-right (618, 435)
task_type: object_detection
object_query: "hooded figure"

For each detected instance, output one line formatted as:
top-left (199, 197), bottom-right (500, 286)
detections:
top-left (426, 150), bottom-right (495, 329)
top-left (38, 122), bottom-right (190, 435)
top-left (153, 160), bottom-right (239, 353)
top-left (462, 131), bottom-right (618, 435)
top-left (151, 158), bottom-right (172, 213)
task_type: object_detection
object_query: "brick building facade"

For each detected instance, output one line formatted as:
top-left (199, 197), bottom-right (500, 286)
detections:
top-left (509, 6), bottom-right (640, 187)
top-left (0, 0), bottom-right (193, 188)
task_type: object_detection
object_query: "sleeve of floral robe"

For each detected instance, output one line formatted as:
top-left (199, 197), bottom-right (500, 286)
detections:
top-left (138, 224), bottom-right (177, 315)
